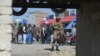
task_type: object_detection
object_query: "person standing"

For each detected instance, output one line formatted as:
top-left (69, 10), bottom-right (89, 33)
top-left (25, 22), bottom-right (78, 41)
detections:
top-left (26, 24), bottom-right (33, 44)
top-left (11, 23), bottom-right (18, 43)
top-left (17, 23), bottom-right (23, 44)
top-left (46, 25), bottom-right (52, 44)
top-left (32, 25), bottom-right (36, 42)
top-left (36, 26), bottom-right (41, 42)
top-left (41, 25), bottom-right (46, 44)
top-left (23, 24), bottom-right (27, 44)
top-left (70, 25), bottom-right (76, 45)
top-left (51, 18), bottom-right (63, 51)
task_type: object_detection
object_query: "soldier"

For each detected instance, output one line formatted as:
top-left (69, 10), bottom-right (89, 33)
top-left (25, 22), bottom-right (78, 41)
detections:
top-left (51, 18), bottom-right (63, 51)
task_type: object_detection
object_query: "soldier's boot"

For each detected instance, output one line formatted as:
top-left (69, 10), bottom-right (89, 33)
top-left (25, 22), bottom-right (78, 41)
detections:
top-left (56, 46), bottom-right (60, 51)
top-left (51, 46), bottom-right (54, 51)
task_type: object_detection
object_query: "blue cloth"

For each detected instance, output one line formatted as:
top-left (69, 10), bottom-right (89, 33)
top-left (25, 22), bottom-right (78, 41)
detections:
top-left (23, 19), bottom-right (27, 24)
top-left (18, 34), bottom-right (23, 44)
top-left (46, 15), bottom-right (54, 20)
top-left (26, 33), bottom-right (33, 44)
top-left (65, 18), bottom-right (76, 29)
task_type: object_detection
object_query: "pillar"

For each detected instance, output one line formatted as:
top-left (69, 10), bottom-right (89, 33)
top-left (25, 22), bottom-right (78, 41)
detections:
top-left (76, 1), bottom-right (100, 56)
top-left (0, 0), bottom-right (12, 56)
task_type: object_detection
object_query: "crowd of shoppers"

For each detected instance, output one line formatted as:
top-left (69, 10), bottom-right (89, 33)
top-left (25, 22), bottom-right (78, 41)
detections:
top-left (11, 22), bottom-right (76, 45)
top-left (11, 23), bottom-right (33, 44)
top-left (11, 23), bottom-right (53, 44)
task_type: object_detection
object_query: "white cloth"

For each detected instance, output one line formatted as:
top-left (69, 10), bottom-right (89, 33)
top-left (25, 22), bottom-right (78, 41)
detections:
top-left (51, 34), bottom-right (53, 43)
top-left (71, 27), bottom-right (76, 36)
top-left (23, 26), bottom-right (26, 32)
top-left (23, 34), bottom-right (27, 43)
top-left (33, 37), bottom-right (36, 42)
top-left (42, 27), bottom-right (46, 35)
top-left (66, 32), bottom-right (70, 36)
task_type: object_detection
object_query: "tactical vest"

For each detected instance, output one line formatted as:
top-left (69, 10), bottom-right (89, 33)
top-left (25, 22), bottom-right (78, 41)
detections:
top-left (53, 22), bottom-right (61, 30)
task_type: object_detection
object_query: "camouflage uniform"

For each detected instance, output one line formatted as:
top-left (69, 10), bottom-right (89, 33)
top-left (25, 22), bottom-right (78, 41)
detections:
top-left (52, 21), bottom-right (63, 51)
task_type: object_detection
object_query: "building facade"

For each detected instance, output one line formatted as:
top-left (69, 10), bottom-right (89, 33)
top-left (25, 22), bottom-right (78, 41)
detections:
top-left (31, 11), bottom-right (48, 26)
top-left (59, 9), bottom-right (76, 18)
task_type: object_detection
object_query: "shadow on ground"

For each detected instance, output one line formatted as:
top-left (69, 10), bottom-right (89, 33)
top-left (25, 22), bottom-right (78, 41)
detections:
top-left (44, 48), bottom-right (53, 51)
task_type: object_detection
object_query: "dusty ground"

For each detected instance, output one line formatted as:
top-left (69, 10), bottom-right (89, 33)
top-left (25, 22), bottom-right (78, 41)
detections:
top-left (11, 43), bottom-right (75, 56)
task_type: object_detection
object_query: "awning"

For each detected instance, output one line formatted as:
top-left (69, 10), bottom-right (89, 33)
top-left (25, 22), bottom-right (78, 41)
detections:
top-left (60, 16), bottom-right (76, 23)
top-left (65, 18), bottom-right (76, 29)
top-left (40, 16), bottom-right (76, 24)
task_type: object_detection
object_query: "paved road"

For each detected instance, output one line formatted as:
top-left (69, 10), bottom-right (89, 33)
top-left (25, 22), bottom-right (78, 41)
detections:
top-left (11, 44), bottom-right (75, 56)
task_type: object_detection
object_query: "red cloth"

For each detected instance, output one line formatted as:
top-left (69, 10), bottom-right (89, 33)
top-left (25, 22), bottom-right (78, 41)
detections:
top-left (40, 16), bottom-right (76, 24)
top-left (69, 36), bottom-right (76, 41)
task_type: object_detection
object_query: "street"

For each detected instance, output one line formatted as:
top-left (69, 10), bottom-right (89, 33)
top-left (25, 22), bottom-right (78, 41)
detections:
top-left (11, 43), bottom-right (75, 56)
